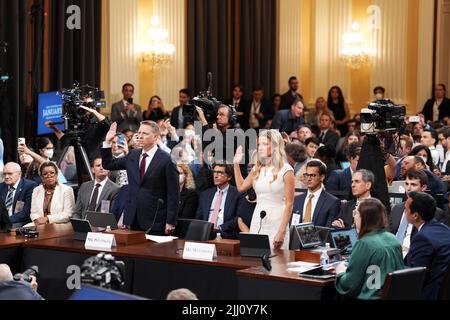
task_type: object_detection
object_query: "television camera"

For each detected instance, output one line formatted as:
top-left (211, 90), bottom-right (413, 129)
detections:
top-left (81, 253), bottom-right (125, 290)
top-left (360, 99), bottom-right (406, 135)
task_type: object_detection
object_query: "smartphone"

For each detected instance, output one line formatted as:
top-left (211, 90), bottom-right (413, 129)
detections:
top-left (18, 138), bottom-right (25, 146)
top-left (127, 98), bottom-right (133, 105)
top-left (409, 116), bottom-right (420, 123)
top-left (117, 134), bottom-right (126, 148)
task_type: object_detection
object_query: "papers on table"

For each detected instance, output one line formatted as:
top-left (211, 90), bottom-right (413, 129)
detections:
top-left (145, 235), bottom-right (178, 243)
top-left (286, 261), bottom-right (319, 274)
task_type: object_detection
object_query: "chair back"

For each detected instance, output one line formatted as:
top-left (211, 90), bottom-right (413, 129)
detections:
top-left (380, 267), bottom-right (427, 300)
top-left (174, 219), bottom-right (214, 241)
top-left (438, 263), bottom-right (450, 300)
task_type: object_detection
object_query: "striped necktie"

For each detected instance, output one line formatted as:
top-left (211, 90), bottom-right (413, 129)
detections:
top-left (5, 186), bottom-right (15, 214)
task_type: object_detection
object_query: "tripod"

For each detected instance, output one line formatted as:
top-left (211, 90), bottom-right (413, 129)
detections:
top-left (57, 134), bottom-right (93, 187)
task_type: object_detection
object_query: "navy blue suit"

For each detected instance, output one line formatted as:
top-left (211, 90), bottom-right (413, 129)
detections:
top-left (326, 167), bottom-right (352, 198)
top-left (406, 219), bottom-right (450, 300)
top-left (195, 185), bottom-right (243, 239)
top-left (0, 178), bottom-right (37, 225)
top-left (102, 147), bottom-right (179, 235)
top-left (292, 190), bottom-right (341, 227)
top-left (111, 185), bottom-right (129, 221)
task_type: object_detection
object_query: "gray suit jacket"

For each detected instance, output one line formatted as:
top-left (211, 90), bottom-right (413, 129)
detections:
top-left (111, 100), bottom-right (143, 132)
top-left (73, 178), bottom-right (121, 219)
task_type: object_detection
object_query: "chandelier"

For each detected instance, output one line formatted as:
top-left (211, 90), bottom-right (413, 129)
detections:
top-left (340, 22), bottom-right (370, 69)
top-left (137, 16), bottom-right (175, 67)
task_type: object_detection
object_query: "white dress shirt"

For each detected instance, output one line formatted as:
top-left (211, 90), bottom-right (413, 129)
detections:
top-left (302, 187), bottom-right (323, 222)
top-left (209, 184), bottom-right (230, 227)
top-left (140, 145), bottom-right (158, 175)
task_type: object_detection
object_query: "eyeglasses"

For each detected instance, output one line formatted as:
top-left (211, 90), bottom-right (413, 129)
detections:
top-left (42, 172), bottom-right (56, 178)
top-left (212, 171), bottom-right (227, 176)
top-left (303, 173), bottom-right (319, 179)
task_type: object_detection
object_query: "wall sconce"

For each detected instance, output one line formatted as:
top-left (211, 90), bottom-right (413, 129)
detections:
top-left (136, 16), bottom-right (175, 67)
top-left (341, 22), bottom-right (370, 69)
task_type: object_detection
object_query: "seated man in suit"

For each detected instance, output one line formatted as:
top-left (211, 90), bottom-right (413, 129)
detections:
top-left (332, 169), bottom-right (374, 229)
top-left (326, 142), bottom-right (361, 199)
top-left (73, 157), bottom-right (120, 219)
top-left (292, 160), bottom-right (340, 227)
top-left (318, 113), bottom-right (339, 149)
top-left (405, 192), bottom-right (450, 300)
top-left (389, 170), bottom-right (450, 257)
top-left (271, 98), bottom-right (305, 135)
top-left (196, 163), bottom-right (243, 239)
top-left (0, 162), bottom-right (37, 227)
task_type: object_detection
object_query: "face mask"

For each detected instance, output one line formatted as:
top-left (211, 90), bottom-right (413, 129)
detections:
top-left (44, 149), bottom-right (54, 159)
top-left (375, 93), bottom-right (384, 100)
top-left (185, 130), bottom-right (195, 138)
top-left (420, 156), bottom-right (428, 164)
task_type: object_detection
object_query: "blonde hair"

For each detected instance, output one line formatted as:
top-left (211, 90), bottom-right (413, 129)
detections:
top-left (177, 163), bottom-right (196, 190)
top-left (252, 130), bottom-right (287, 184)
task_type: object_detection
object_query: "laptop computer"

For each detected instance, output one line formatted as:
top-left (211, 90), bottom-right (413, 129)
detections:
top-left (292, 223), bottom-right (323, 249)
top-left (85, 211), bottom-right (118, 230)
top-left (70, 218), bottom-right (93, 241)
top-left (238, 233), bottom-right (272, 257)
top-left (330, 228), bottom-right (358, 255)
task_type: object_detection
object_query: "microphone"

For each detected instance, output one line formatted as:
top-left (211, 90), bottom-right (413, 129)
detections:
top-left (145, 198), bottom-right (165, 235)
top-left (258, 211), bottom-right (267, 234)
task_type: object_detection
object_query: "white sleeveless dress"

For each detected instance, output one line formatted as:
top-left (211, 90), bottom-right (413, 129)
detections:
top-left (249, 163), bottom-right (293, 249)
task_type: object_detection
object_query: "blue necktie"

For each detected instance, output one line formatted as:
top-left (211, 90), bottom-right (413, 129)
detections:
top-left (5, 186), bottom-right (15, 215)
top-left (396, 212), bottom-right (408, 244)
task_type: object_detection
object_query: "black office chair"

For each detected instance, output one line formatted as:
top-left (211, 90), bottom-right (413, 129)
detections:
top-left (438, 263), bottom-right (450, 300)
top-left (380, 267), bottom-right (427, 300)
top-left (174, 219), bottom-right (214, 241)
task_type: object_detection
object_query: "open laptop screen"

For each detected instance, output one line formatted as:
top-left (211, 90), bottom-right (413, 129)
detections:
top-left (331, 228), bottom-right (358, 254)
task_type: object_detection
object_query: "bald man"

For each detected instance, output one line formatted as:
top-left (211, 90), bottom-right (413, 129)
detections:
top-left (0, 162), bottom-right (37, 227)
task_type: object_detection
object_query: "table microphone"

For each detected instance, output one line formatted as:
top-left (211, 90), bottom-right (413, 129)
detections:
top-left (146, 199), bottom-right (164, 235)
top-left (258, 211), bottom-right (267, 234)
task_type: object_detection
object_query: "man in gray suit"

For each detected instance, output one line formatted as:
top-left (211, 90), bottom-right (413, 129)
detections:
top-left (111, 83), bottom-right (143, 132)
top-left (73, 157), bottom-right (120, 219)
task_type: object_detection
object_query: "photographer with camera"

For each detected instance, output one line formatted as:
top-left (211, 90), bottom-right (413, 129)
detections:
top-left (0, 264), bottom-right (43, 300)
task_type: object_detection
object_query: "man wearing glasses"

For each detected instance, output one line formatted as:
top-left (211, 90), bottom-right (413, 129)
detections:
top-left (292, 160), bottom-right (340, 227)
top-left (332, 169), bottom-right (374, 229)
top-left (0, 162), bottom-right (37, 227)
top-left (196, 163), bottom-right (243, 239)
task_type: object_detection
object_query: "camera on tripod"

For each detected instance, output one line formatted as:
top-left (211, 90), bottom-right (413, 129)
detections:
top-left (58, 82), bottom-right (106, 134)
top-left (360, 99), bottom-right (406, 135)
top-left (13, 266), bottom-right (39, 283)
top-left (80, 252), bottom-right (125, 290)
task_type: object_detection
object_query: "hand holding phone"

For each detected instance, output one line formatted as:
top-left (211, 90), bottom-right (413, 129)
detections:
top-left (18, 138), bottom-right (26, 146)
top-left (117, 134), bottom-right (126, 148)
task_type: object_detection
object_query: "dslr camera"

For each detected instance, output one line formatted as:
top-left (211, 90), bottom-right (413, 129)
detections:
top-left (80, 252), bottom-right (125, 290)
top-left (58, 82), bottom-right (106, 135)
top-left (360, 99), bottom-right (406, 134)
top-left (13, 266), bottom-right (39, 283)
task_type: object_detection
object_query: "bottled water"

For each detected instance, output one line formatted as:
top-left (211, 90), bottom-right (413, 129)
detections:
top-left (320, 249), bottom-right (329, 269)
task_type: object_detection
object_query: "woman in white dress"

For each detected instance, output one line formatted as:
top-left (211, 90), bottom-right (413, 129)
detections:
top-left (233, 130), bottom-right (295, 249)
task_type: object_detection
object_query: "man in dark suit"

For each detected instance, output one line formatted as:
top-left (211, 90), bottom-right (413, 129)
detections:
top-left (247, 87), bottom-right (275, 129)
top-left (73, 157), bottom-right (120, 219)
top-left (332, 169), bottom-right (374, 229)
top-left (223, 84), bottom-right (250, 130)
top-left (0, 162), bottom-right (37, 227)
top-left (280, 76), bottom-right (303, 110)
top-left (102, 121), bottom-right (180, 235)
top-left (170, 88), bottom-right (195, 129)
top-left (292, 160), bottom-right (340, 227)
top-left (405, 191), bottom-right (450, 300)
top-left (111, 83), bottom-right (143, 132)
top-left (422, 83), bottom-right (450, 123)
top-left (271, 98), bottom-right (305, 134)
top-left (326, 142), bottom-right (361, 199)
top-left (195, 163), bottom-right (243, 239)
top-left (389, 171), bottom-right (450, 257)
top-left (318, 113), bottom-right (339, 149)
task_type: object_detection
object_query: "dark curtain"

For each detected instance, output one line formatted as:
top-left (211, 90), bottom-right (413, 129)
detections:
top-left (0, 0), bottom-right (29, 162)
top-left (188, 0), bottom-right (276, 101)
top-left (49, 0), bottom-right (102, 91)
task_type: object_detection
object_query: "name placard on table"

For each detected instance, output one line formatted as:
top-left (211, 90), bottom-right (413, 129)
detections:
top-left (182, 242), bottom-right (217, 261)
top-left (85, 232), bottom-right (117, 250)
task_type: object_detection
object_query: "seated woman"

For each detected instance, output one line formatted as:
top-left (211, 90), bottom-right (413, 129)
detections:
top-left (177, 163), bottom-right (198, 219)
top-left (334, 198), bottom-right (404, 300)
top-left (30, 162), bottom-right (75, 225)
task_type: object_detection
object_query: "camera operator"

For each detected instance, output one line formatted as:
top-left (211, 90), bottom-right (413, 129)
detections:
top-left (46, 105), bottom-right (111, 162)
top-left (0, 264), bottom-right (43, 300)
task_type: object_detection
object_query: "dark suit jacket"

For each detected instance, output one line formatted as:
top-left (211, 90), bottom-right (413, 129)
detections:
top-left (271, 110), bottom-right (305, 134)
top-left (326, 167), bottom-right (352, 198)
top-left (407, 219), bottom-right (450, 299)
top-left (389, 202), bottom-right (450, 235)
top-left (178, 188), bottom-right (198, 219)
top-left (280, 90), bottom-right (303, 110)
top-left (292, 190), bottom-right (341, 227)
top-left (0, 179), bottom-right (38, 225)
top-left (111, 101), bottom-right (143, 132)
top-left (73, 178), bottom-right (121, 219)
top-left (102, 147), bottom-right (180, 235)
top-left (320, 130), bottom-right (339, 149)
top-left (422, 98), bottom-right (450, 122)
top-left (111, 185), bottom-right (129, 221)
top-left (0, 199), bottom-right (11, 230)
top-left (223, 98), bottom-right (250, 130)
top-left (170, 105), bottom-right (196, 129)
top-left (334, 199), bottom-right (356, 228)
top-left (195, 185), bottom-right (243, 239)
